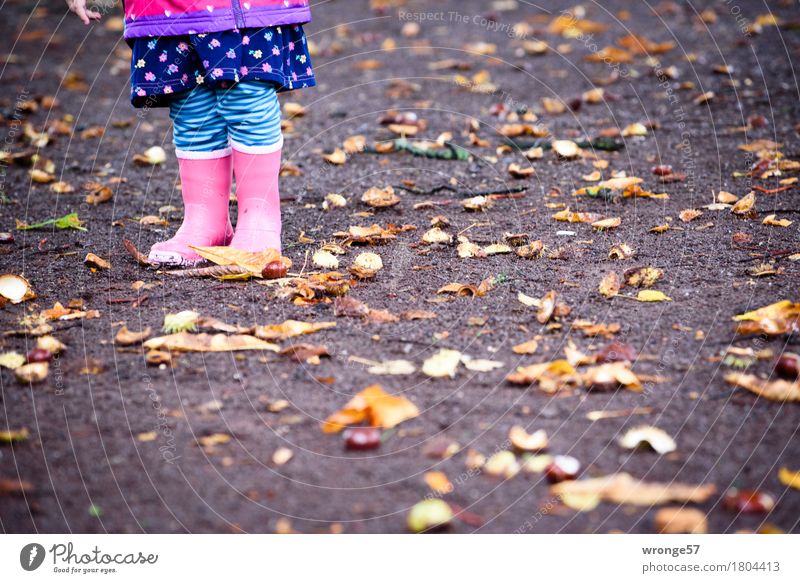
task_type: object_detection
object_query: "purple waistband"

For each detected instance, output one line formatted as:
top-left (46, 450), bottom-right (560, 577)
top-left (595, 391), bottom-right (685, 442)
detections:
top-left (124, 5), bottom-right (311, 38)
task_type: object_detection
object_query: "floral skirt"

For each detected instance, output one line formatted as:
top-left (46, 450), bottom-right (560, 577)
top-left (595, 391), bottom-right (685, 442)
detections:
top-left (129, 24), bottom-right (314, 108)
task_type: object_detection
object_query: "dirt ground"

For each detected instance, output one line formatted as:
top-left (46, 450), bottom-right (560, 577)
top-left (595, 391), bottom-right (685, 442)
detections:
top-left (1, 0), bottom-right (799, 533)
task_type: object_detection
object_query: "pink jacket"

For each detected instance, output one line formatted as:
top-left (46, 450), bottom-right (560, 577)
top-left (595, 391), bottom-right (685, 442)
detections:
top-left (123, 0), bottom-right (311, 38)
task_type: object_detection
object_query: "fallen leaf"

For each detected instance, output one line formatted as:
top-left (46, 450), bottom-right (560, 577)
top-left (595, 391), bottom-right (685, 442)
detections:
top-left (197, 433), bottom-right (231, 448)
top-left (15, 362), bottom-right (48, 384)
top-left (733, 301), bottom-right (800, 336)
top-left (624, 267), bottom-right (663, 288)
top-left (0, 352), bottom-right (27, 369)
top-left (322, 148), bottom-right (347, 166)
top-left (618, 426), bottom-right (676, 454)
top-left (637, 290), bottom-right (671, 302)
top-left (724, 372), bottom-right (800, 402)
top-left (367, 359), bottom-right (416, 376)
top-left (423, 471), bottom-right (453, 494)
top-left (592, 217), bottom-right (621, 230)
top-left (0, 428), bottom-right (29, 443)
top-left (509, 426), bottom-right (548, 452)
top-left (362, 185), bottom-right (400, 208)
top-left (551, 472), bottom-right (716, 506)
top-left (322, 384), bottom-right (419, 433)
top-left (762, 214), bottom-right (792, 227)
top-left (731, 191), bottom-right (756, 215)
top-left (114, 325), bottom-right (151, 346)
top-left (506, 360), bottom-right (578, 392)
top-left (512, 339), bottom-right (539, 355)
top-left (84, 252), bottom-right (111, 270)
top-left (654, 507), bottom-right (707, 534)
top-left (599, 272), bottom-right (621, 298)
top-left (190, 246), bottom-right (289, 275)
top-left (143, 333), bottom-right (279, 353)
top-left (461, 356), bottom-right (504, 372)
top-left (484, 450), bottom-right (520, 478)
top-left (582, 362), bottom-right (643, 392)
top-left (777, 467), bottom-right (800, 490)
top-left (422, 349), bottom-right (462, 378)
top-left (254, 320), bottom-right (336, 341)
top-left (552, 139), bottom-right (580, 158)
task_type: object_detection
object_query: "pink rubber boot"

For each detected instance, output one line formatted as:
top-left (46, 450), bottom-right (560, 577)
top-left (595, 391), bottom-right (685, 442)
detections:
top-left (148, 156), bottom-right (234, 265)
top-left (229, 148), bottom-right (282, 253)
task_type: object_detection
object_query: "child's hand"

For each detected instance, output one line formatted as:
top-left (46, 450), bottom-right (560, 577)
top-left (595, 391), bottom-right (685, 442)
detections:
top-left (66, 1), bottom-right (102, 25)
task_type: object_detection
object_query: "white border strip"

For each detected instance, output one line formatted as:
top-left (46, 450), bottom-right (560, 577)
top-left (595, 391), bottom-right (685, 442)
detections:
top-left (174, 146), bottom-right (232, 160)
top-left (230, 135), bottom-right (284, 154)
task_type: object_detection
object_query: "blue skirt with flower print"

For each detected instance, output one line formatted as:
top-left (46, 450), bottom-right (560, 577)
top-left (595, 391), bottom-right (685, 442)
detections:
top-left (129, 24), bottom-right (315, 108)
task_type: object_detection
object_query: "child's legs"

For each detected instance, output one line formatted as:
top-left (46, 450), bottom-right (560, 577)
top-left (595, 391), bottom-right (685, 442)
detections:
top-left (170, 85), bottom-right (231, 158)
top-left (216, 81), bottom-right (283, 252)
top-left (148, 87), bottom-right (234, 265)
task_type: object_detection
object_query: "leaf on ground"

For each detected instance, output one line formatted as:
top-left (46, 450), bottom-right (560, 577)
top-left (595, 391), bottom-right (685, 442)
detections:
top-left (143, 332), bottom-right (279, 353)
top-left (509, 426), bottom-right (548, 452)
top-left (778, 467), bottom-right (800, 490)
top-left (618, 426), bottom-right (676, 454)
top-left (599, 272), bottom-right (621, 298)
top-left (582, 362), bottom-right (643, 392)
top-left (322, 384), bottom-right (419, 433)
top-left (461, 356), bottom-right (504, 372)
top-left (278, 343), bottom-right (329, 363)
top-left (422, 349), bottom-right (462, 378)
top-left (733, 300), bottom-right (800, 336)
top-left (0, 352), bottom-right (27, 369)
top-left (0, 428), bottom-right (29, 443)
top-left (551, 472), bottom-right (716, 507)
top-left (423, 471), bottom-right (453, 495)
top-left (190, 246), bottom-right (289, 275)
top-left (254, 320), bottom-right (336, 341)
top-left (114, 325), bottom-right (152, 346)
top-left (654, 507), bottom-right (708, 534)
top-left (506, 360), bottom-right (578, 392)
top-left (367, 359), bottom-right (417, 376)
top-left (724, 372), bottom-right (800, 402)
top-left (512, 339), bottom-right (539, 355)
top-left (361, 186), bottom-right (400, 208)
top-left (636, 290), bottom-right (671, 302)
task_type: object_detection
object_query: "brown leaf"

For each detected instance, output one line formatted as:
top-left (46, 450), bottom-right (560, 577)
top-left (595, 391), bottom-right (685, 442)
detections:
top-left (599, 272), bottom-right (621, 298)
top-left (114, 325), bottom-right (152, 346)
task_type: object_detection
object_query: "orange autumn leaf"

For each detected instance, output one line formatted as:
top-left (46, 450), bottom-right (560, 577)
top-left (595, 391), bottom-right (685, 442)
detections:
top-left (322, 384), bottom-right (419, 433)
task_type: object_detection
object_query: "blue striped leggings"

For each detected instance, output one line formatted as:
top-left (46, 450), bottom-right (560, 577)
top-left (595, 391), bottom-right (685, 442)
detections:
top-left (169, 81), bottom-right (282, 159)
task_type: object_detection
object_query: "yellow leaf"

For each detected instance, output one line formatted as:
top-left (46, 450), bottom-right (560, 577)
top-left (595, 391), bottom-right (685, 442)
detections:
top-left (190, 246), bottom-right (287, 274)
top-left (778, 467), bottom-right (800, 490)
top-left (637, 290), bottom-right (671, 302)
